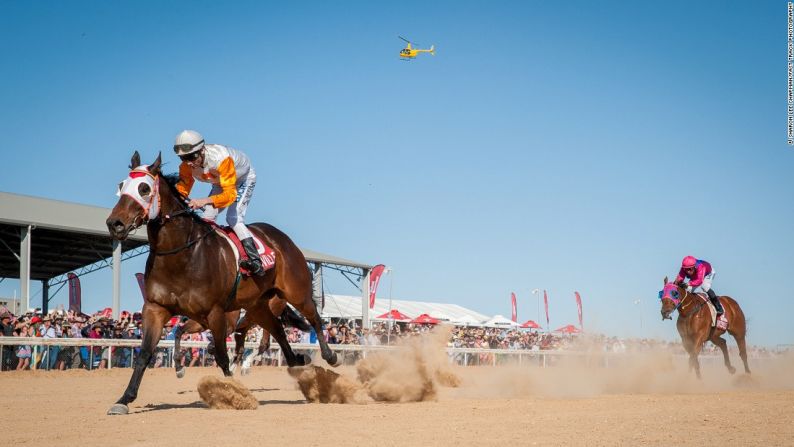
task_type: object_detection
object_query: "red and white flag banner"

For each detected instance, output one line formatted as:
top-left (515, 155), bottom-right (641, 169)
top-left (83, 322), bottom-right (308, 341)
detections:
top-left (575, 291), bottom-right (583, 331)
top-left (67, 273), bottom-right (81, 314)
top-left (135, 273), bottom-right (147, 301)
top-left (510, 292), bottom-right (517, 322)
top-left (544, 290), bottom-right (550, 329)
top-left (369, 264), bottom-right (386, 309)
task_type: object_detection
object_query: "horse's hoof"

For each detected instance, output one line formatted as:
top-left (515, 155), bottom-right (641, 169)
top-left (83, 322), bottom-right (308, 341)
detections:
top-left (326, 352), bottom-right (340, 368)
top-left (229, 363), bottom-right (237, 373)
top-left (728, 366), bottom-right (736, 374)
top-left (175, 368), bottom-right (185, 379)
top-left (298, 353), bottom-right (312, 366)
top-left (241, 367), bottom-right (251, 376)
top-left (223, 370), bottom-right (233, 377)
top-left (107, 404), bottom-right (129, 416)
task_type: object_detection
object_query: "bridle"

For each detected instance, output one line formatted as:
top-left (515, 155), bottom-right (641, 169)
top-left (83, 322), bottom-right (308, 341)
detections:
top-left (117, 168), bottom-right (213, 256)
top-left (664, 286), bottom-right (705, 320)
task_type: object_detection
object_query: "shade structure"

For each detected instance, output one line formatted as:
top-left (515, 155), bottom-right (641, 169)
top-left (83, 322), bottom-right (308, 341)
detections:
top-left (410, 313), bottom-right (440, 325)
top-left (483, 314), bottom-right (521, 327)
top-left (374, 309), bottom-right (412, 321)
top-left (554, 324), bottom-right (581, 334)
top-left (452, 315), bottom-right (484, 326)
top-left (520, 320), bottom-right (541, 329)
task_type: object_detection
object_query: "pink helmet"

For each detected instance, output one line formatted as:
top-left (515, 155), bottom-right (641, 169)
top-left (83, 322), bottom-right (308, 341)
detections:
top-left (681, 256), bottom-right (697, 269)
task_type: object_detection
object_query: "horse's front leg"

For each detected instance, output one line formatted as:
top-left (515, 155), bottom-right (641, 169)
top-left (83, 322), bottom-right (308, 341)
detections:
top-left (208, 308), bottom-right (232, 377)
top-left (174, 319), bottom-right (203, 378)
top-left (173, 321), bottom-right (186, 378)
top-left (688, 337), bottom-right (707, 380)
top-left (230, 328), bottom-right (246, 374)
top-left (108, 305), bottom-right (170, 415)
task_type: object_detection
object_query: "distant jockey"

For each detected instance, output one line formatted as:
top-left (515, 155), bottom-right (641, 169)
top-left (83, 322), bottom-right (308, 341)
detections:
top-left (173, 130), bottom-right (264, 276)
top-left (675, 256), bottom-right (723, 316)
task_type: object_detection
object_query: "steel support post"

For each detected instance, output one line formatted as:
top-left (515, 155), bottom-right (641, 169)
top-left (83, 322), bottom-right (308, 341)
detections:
top-left (20, 226), bottom-right (32, 312)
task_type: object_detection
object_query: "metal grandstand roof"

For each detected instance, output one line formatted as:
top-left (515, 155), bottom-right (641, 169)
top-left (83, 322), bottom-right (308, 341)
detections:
top-left (0, 191), bottom-right (371, 280)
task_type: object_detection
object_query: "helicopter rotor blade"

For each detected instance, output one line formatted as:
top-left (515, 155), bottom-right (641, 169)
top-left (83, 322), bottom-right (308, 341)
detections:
top-left (398, 35), bottom-right (410, 43)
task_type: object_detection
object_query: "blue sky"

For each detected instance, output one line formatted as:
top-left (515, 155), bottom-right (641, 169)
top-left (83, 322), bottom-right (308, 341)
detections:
top-left (1, 1), bottom-right (791, 346)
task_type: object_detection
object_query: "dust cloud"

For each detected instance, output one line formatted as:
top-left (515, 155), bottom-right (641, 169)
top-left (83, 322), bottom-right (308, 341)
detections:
top-left (290, 325), bottom-right (461, 404)
top-left (197, 375), bottom-right (258, 410)
top-left (291, 333), bottom-right (793, 403)
top-left (458, 350), bottom-right (794, 399)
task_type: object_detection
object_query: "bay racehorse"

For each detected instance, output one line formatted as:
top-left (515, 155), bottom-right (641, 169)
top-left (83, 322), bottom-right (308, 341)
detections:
top-left (659, 277), bottom-right (750, 378)
top-left (105, 152), bottom-right (338, 415)
top-left (173, 299), bottom-right (311, 378)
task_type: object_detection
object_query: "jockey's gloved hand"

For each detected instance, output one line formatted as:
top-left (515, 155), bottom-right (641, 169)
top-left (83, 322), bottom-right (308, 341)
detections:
top-left (180, 316), bottom-right (189, 324)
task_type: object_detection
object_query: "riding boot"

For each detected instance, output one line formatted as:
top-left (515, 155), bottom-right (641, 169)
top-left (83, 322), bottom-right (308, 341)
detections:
top-left (239, 237), bottom-right (265, 276)
top-left (707, 289), bottom-right (724, 315)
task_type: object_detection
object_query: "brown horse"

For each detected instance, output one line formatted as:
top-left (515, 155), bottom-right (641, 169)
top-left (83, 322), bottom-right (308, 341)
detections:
top-left (173, 299), bottom-right (311, 378)
top-left (659, 277), bottom-right (750, 379)
top-left (105, 152), bottom-right (338, 415)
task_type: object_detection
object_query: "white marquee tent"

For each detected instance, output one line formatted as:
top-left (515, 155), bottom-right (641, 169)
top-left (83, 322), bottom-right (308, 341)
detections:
top-left (482, 314), bottom-right (521, 327)
top-left (321, 294), bottom-right (490, 325)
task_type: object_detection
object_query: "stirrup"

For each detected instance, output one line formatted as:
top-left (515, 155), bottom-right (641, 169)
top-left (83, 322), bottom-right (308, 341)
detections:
top-left (240, 259), bottom-right (265, 276)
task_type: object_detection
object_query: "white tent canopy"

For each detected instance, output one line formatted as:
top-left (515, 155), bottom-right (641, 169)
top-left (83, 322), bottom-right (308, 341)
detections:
top-left (451, 314), bottom-right (484, 326)
top-left (482, 314), bottom-right (521, 327)
top-left (321, 294), bottom-right (489, 324)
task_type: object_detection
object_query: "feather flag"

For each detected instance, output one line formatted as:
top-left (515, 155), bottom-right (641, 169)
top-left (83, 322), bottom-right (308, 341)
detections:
top-left (368, 264), bottom-right (386, 309)
top-left (544, 290), bottom-right (550, 329)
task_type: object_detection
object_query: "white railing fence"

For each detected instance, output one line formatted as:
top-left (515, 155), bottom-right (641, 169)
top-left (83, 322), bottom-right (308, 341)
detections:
top-left (0, 336), bottom-right (771, 371)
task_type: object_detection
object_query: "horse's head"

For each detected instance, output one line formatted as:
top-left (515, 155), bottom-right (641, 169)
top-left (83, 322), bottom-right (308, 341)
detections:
top-left (659, 276), bottom-right (683, 320)
top-left (106, 151), bottom-right (162, 240)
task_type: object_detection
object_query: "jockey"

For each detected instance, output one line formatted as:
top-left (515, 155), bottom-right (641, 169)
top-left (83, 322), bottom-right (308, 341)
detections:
top-left (674, 255), bottom-right (723, 316)
top-left (173, 130), bottom-right (264, 276)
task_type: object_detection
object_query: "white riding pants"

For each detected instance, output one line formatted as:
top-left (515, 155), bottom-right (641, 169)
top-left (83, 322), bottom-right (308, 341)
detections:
top-left (201, 168), bottom-right (257, 241)
top-left (687, 270), bottom-right (715, 293)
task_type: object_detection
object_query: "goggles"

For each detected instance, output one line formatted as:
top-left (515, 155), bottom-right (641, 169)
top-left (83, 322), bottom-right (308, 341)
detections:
top-left (178, 151), bottom-right (201, 162)
top-left (174, 139), bottom-right (204, 157)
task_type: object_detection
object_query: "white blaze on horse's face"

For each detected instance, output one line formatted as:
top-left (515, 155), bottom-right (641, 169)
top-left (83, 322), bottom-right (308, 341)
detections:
top-left (116, 166), bottom-right (160, 221)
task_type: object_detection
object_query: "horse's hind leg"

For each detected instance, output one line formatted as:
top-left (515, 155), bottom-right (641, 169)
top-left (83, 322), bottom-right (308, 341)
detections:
top-left (735, 335), bottom-right (751, 374)
top-left (248, 299), bottom-right (305, 367)
top-left (285, 290), bottom-right (339, 367)
top-left (711, 334), bottom-right (735, 374)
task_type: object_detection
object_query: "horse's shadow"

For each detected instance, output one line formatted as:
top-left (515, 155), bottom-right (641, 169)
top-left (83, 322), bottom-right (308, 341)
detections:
top-left (176, 387), bottom-right (278, 395)
top-left (135, 399), bottom-right (307, 413)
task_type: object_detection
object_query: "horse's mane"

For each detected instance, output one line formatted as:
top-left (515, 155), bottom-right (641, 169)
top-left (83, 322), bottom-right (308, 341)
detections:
top-left (160, 173), bottom-right (211, 226)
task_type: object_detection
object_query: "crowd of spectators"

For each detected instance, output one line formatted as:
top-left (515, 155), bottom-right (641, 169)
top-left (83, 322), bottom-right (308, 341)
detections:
top-left (1, 307), bottom-right (787, 372)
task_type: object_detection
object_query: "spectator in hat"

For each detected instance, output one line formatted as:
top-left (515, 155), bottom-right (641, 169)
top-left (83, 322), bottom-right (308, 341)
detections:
top-left (38, 316), bottom-right (59, 369)
top-left (1, 311), bottom-right (18, 370)
top-left (88, 323), bottom-right (108, 369)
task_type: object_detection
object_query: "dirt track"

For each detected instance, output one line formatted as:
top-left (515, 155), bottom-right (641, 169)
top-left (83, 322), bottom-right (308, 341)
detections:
top-left (2, 357), bottom-right (793, 447)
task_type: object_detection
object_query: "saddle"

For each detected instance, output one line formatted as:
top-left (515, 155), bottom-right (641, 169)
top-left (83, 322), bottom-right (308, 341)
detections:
top-left (206, 222), bottom-right (276, 276)
top-left (695, 293), bottom-right (728, 330)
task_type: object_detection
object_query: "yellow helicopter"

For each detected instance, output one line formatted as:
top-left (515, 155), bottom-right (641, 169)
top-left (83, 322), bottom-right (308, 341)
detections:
top-left (399, 36), bottom-right (435, 60)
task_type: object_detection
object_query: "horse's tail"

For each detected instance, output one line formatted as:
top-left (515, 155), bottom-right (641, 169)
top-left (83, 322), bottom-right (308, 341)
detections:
top-left (281, 305), bottom-right (312, 332)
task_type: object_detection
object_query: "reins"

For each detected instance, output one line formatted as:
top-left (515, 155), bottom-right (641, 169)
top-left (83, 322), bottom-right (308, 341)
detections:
top-left (674, 288), bottom-right (706, 320)
top-left (153, 209), bottom-right (214, 256)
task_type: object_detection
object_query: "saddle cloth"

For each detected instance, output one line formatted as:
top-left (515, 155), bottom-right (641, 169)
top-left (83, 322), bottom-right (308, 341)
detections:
top-left (695, 293), bottom-right (728, 330)
top-left (208, 223), bottom-right (276, 276)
